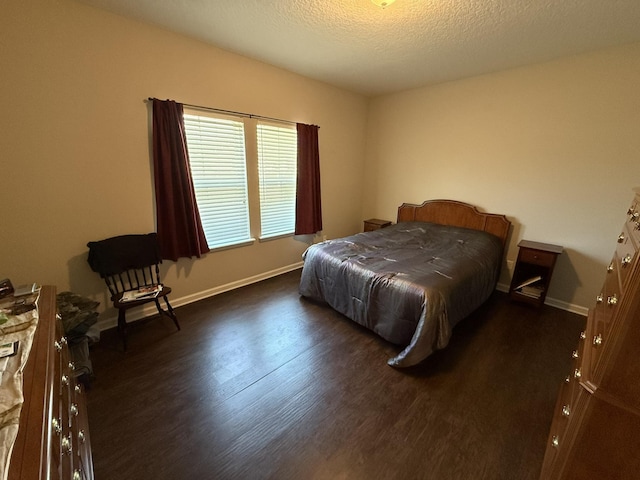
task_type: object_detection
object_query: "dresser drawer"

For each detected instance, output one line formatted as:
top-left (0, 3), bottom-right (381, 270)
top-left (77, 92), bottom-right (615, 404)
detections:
top-left (593, 260), bottom-right (621, 336)
top-left (625, 195), bottom-right (640, 244)
top-left (540, 386), bottom-right (591, 478)
top-left (615, 224), bottom-right (638, 290)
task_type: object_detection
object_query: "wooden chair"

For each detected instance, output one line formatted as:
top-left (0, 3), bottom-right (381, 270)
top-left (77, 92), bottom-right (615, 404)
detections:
top-left (87, 233), bottom-right (180, 350)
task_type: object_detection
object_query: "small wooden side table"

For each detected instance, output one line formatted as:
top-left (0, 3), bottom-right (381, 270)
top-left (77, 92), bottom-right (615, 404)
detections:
top-left (363, 218), bottom-right (392, 232)
top-left (509, 240), bottom-right (563, 307)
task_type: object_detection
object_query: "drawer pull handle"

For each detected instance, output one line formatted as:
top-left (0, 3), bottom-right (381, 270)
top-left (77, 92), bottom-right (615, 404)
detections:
top-left (61, 435), bottom-right (72, 454)
top-left (579, 331), bottom-right (586, 340)
top-left (564, 375), bottom-right (571, 384)
top-left (574, 368), bottom-right (581, 379)
top-left (607, 294), bottom-right (618, 306)
top-left (618, 233), bottom-right (625, 243)
top-left (607, 262), bottom-right (614, 272)
top-left (562, 405), bottom-right (571, 417)
top-left (593, 334), bottom-right (603, 346)
top-left (70, 403), bottom-right (79, 416)
top-left (596, 294), bottom-right (603, 303)
top-left (61, 374), bottom-right (69, 386)
top-left (52, 417), bottom-right (62, 435)
top-left (78, 430), bottom-right (86, 444)
top-left (552, 435), bottom-right (559, 448)
top-left (73, 470), bottom-right (82, 480)
top-left (75, 384), bottom-right (82, 394)
top-left (572, 350), bottom-right (579, 359)
top-left (622, 254), bottom-right (632, 266)
top-left (54, 337), bottom-right (67, 351)
top-left (68, 361), bottom-right (76, 371)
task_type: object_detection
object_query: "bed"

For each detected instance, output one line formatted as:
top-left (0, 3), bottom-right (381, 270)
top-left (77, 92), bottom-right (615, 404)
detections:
top-left (298, 199), bottom-right (511, 367)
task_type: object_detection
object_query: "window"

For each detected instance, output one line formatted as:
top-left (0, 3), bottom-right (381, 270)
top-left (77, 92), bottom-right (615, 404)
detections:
top-left (183, 113), bottom-right (252, 249)
top-left (257, 122), bottom-right (297, 238)
top-left (183, 112), bottom-right (297, 249)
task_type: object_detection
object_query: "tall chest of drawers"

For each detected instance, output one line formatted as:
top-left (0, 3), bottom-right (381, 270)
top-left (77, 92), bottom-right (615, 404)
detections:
top-left (7, 286), bottom-right (94, 480)
top-left (539, 188), bottom-right (640, 479)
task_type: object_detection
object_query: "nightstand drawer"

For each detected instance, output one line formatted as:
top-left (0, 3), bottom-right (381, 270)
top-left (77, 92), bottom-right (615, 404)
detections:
top-left (364, 218), bottom-right (391, 232)
top-left (519, 248), bottom-right (557, 267)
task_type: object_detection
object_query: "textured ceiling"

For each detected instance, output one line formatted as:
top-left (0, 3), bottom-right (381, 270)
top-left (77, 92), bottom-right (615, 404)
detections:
top-left (78, 0), bottom-right (640, 96)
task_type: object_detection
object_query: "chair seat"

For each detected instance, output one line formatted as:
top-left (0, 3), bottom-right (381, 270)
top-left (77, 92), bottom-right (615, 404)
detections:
top-left (112, 286), bottom-right (172, 309)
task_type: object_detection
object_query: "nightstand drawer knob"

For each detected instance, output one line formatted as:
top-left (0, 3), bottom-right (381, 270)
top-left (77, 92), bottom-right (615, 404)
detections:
top-left (574, 368), bottom-right (581, 379)
top-left (593, 334), bottom-right (603, 346)
top-left (562, 405), bottom-right (571, 417)
top-left (579, 331), bottom-right (586, 340)
top-left (618, 233), bottom-right (626, 243)
top-left (622, 254), bottom-right (632, 266)
top-left (552, 435), bottom-right (559, 448)
top-left (596, 293), bottom-right (604, 303)
top-left (607, 294), bottom-right (618, 306)
top-left (607, 262), bottom-right (614, 272)
top-left (572, 350), bottom-right (579, 359)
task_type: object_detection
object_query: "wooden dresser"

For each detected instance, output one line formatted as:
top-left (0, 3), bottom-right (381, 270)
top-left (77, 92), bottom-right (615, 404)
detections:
top-left (539, 188), bottom-right (640, 479)
top-left (7, 286), bottom-right (94, 480)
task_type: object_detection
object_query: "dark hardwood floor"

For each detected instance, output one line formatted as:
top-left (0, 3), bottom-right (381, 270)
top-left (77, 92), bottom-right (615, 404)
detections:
top-left (86, 270), bottom-right (585, 480)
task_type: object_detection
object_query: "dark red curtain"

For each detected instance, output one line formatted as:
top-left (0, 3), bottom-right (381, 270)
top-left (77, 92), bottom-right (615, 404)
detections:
top-left (295, 123), bottom-right (323, 235)
top-left (152, 99), bottom-right (209, 261)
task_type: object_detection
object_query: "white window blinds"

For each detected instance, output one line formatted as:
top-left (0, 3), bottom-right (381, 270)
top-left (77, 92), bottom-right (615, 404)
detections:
top-left (257, 123), bottom-right (297, 238)
top-left (183, 113), bottom-right (252, 249)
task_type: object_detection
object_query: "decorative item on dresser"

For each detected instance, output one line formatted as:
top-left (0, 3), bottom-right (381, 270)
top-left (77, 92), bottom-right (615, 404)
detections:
top-left (7, 286), bottom-right (94, 480)
top-left (539, 188), bottom-right (640, 479)
top-left (363, 218), bottom-right (392, 232)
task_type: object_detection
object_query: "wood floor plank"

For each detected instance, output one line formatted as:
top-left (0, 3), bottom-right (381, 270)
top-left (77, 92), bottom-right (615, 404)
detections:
top-left (86, 270), bottom-right (585, 479)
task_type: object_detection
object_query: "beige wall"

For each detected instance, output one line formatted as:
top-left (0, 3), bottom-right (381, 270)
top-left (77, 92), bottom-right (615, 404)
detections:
top-left (365, 42), bottom-right (640, 311)
top-left (1, 0), bottom-right (368, 323)
top-left (3, 0), bottom-right (639, 322)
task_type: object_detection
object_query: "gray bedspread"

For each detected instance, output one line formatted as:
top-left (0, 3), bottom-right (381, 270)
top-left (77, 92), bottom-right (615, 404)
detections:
top-left (298, 222), bottom-right (503, 367)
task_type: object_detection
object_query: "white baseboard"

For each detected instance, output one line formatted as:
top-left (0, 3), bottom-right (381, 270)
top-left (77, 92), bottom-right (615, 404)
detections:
top-left (95, 262), bottom-right (304, 331)
top-left (496, 282), bottom-right (588, 316)
top-left (97, 268), bottom-right (585, 331)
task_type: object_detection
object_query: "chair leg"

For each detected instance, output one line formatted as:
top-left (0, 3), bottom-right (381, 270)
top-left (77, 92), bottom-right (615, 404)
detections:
top-left (154, 297), bottom-right (180, 331)
top-left (117, 308), bottom-right (128, 351)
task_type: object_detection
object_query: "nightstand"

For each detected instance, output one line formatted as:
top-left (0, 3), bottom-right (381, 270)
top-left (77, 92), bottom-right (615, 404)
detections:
top-left (509, 240), bottom-right (563, 307)
top-left (363, 218), bottom-right (392, 232)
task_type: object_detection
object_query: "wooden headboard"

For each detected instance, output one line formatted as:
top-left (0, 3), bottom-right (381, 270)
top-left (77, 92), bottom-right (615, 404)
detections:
top-left (397, 199), bottom-right (511, 248)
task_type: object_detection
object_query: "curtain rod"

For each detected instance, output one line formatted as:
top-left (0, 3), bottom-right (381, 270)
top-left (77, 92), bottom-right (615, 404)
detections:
top-left (147, 97), bottom-right (313, 127)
